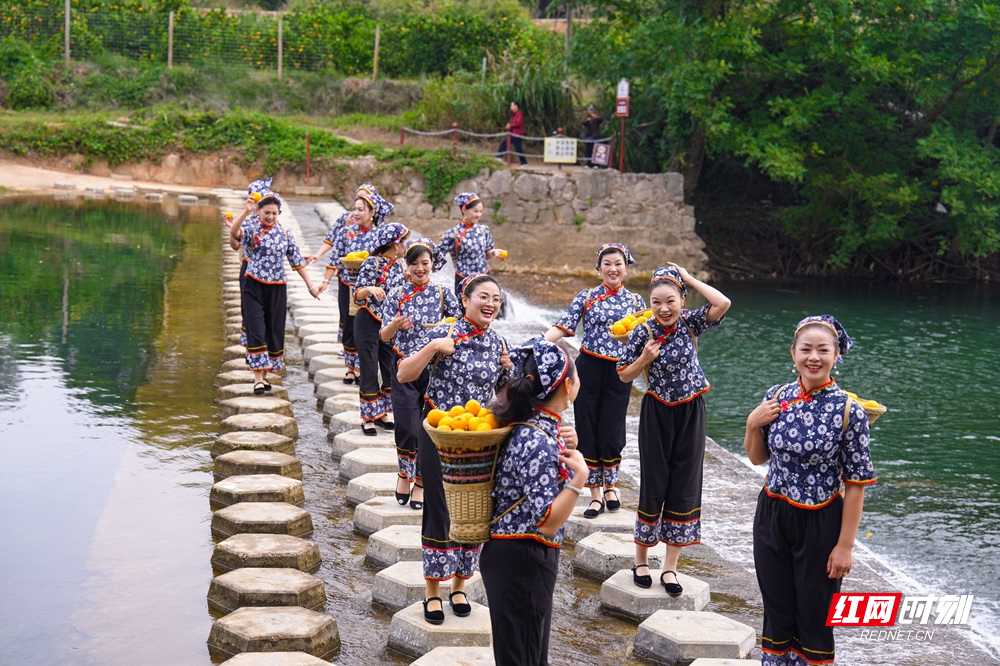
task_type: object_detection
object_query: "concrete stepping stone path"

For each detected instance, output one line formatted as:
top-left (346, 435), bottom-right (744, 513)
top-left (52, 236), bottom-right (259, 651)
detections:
top-left (600, 568), bottom-right (710, 620)
top-left (332, 429), bottom-right (393, 458)
top-left (217, 381), bottom-right (289, 401)
top-left (208, 568), bottom-right (326, 614)
top-left (373, 561), bottom-right (485, 612)
top-left (211, 502), bottom-right (314, 539)
top-left (210, 475), bottom-right (305, 509)
top-left (207, 606), bottom-right (339, 661)
top-left (633, 610), bottom-right (755, 664)
top-left (214, 451), bottom-right (303, 480)
top-left (212, 534), bottom-right (321, 575)
top-left (387, 600), bottom-right (492, 659)
top-left (339, 447), bottom-right (397, 479)
top-left (216, 370), bottom-right (283, 387)
top-left (411, 647), bottom-right (495, 665)
top-left (366, 525), bottom-right (422, 568)
top-left (572, 531), bottom-right (661, 579)
top-left (220, 652), bottom-right (330, 665)
top-left (563, 504), bottom-right (635, 543)
top-left (308, 355), bottom-right (345, 376)
top-left (346, 472), bottom-right (398, 505)
top-left (221, 413), bottom-right (298, 439)
top-left (327, 410), bottom-right (362, 433)
top-left (321, 394), bottom-right (358, 419)
top-left (353, 496), bottom-right (423, 536)
top-left (212, 431), bottom-right (295, 459)
top-left (218, 396), bottom-right (295, 419)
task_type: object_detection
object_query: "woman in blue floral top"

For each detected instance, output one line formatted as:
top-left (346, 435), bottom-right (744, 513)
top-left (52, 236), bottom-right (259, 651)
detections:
top-left (544, 242), bottom-right (645, 518)
top-left (228, 190), bottom-right (321, 394)
top-left (481, 337), bottom-right (587, 666)
top-left (744, 315), bottom-right (876, 666)
top-left (353, 222), bottom-right (409, 435)
top-left (396, 274), bottom-right (513, 626)
top-left (380, 238), bottom-right (462, 509)
top-left (435, 192), bottom-right (507, 295)
top-left (617, 264), bottom-right (730, 596)
top-left (226, 177), bottom-right (272, 349)
top-left (316, 188), bottom-right (393, 383)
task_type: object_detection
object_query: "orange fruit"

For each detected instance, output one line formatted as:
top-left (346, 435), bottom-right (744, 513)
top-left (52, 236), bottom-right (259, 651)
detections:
top-left (465, 399), bottom-right (481, 416)
top-left (484, 414), bottom-right (499, 429)
top-left (250, 192), bottom-right (262, 202)
top-left (862, 399), bottom-right (880, 408)
top-left (636, 316), bottom-right (647, 324)
top-left (644, 309), bottom-right (653, 318)
top-left (438, 416), bottom-right (454, 429)
top-left (625, 320), bottom-right (635, 331)
top-left (224, 211), bottom-right (233, 221)
top-left (438, 424), bottom-right (453, 431)
top-left (444, 317), bottom-right (456, 323)
top-left (500, 250), bottom-right (509, 259)
top-left (449, 405), bottom-right (466, 418)
top-left (451, 419), bottom-right (469, 431)
top-left (476, 422), bottom-right (491, 431)
top-left (611, 323), bottom-right (627, 336)
top-left (467, 417), bottom-right (482, 430)
top-left (427, 409), bottom-right (446, 427)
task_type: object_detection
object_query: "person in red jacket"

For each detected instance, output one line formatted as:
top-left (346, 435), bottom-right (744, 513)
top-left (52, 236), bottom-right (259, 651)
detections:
top-left (496, 101), bottom-right (528, 166)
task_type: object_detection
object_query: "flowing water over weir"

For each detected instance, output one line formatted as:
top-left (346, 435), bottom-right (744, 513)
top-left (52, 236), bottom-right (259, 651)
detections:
top-left (2, 194), bottom-right (998, 665)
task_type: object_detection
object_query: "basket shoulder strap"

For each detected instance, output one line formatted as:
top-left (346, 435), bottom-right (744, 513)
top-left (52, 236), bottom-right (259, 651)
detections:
top-left (489, 496), bottom-right (526, 525)
top-left (682, 315), bottom-right (698, 354)
top-left (581, 286), bottom-right (599, 323)
top-left (843, 396), bottom-right (851, 432)
top-left (430, 320), bottom-right (457, 374)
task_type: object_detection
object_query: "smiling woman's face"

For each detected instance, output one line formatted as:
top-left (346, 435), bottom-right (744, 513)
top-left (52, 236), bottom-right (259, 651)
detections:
top-left (462, 280), bottom-right (502, 328)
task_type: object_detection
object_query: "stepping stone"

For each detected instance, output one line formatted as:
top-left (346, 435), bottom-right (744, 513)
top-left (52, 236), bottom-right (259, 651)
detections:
top-left (217, 370), bottom-right (283, 387)
top-left (220, 652), bottom-right (330, 665)
top-left (573, 532), bottom-right (661, 579)
top-left (295, 317), bottom-right (339, 337)
top-left (366, 525), bottom-right (422, 568)
top-left (226, 333), bottom-right (243, 345)
top-left (327, 410), bottom-right (362, 433)
top-left (321, 394), bottom-right (357, 418)
top-left (219, 396), bottom-right (294, 419)
top-left (308, 354), bottom-right (345, 376)
top-left (346, 472), bottom-right (398, 505)
top-left (211, 502), bottom-right (313, 539)
top-left (601, 568), bottom-right (710, 621)
top-left (208, 568), bottom-right (326, 615)
top-left (340, 448), bottom-right (397, 480)
top-left (212, 534), bottom-right (321, 575)
top-left (224, 306), bottom-right (243, 317)
top-left (221, 413), bottom-right (298, 439)
top-left (222, 358), bottom-right (251, 372)
top-left (218, 383), bottom-right (289, 402)
top-left (387, 600), bottom-right (492, 659)
top-left (298, 323), bottom-right (340, 338)
top-left (301, 333), bottom-right (339, 347)
top-left (207, 607), bottom-right (339, 662)
top-left (689, 660), bottom-right (757, 666)
top-left (303, 343), bottom-right (344, 363)
top-left (226, 315), bottom-right (245, 326)
top-left (212, 431), bottom-right (295, 459)
top-left (633, 610), bottom-right (755, 664)
top-left (564, 505), bottom-right (635, 544)
top-left (354, 496), bottom-right (422, 536)
top-left (332, 429), bottom-right (393, 458)
top-left (224, 345), bottom-right (247, 360)
top-left (412, 647), bottom-right (495, 665)
top-left (315, 381), bottom-right (357, 402)
top-left (223, 281), bottom-right (241, 293)
top-left (313, 368), bottom-right (356, 386)
top-left (292, 306), bottom-right (335, 318)
top-left (373, 561), bottom-right (485, 612)
top-left (225, 323), bottom-right (244, 336)
top-left (215, 451), bottom-right (303, 480)
top-left (211, 475), bottom-right (305, 509)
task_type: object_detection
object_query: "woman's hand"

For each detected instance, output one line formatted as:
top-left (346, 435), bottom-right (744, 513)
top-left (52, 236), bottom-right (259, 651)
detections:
top-left (747, 398), bottom-right (782, 430)
top-left (558, 448), bottom-right (588, 478)
top-left (435, 337), bottom-right (456, 357)
top-left (499, 349), bottom-right (513, 371)
top-left (638, 338), bottom-right (661, 365)
top-left (307, 285), bottom-right (322, 300)
top-left (305, 255), bottom-right (320, 265)
top-left (368, 287), bottom-right (387, 301)
top-left (666, 261), bottom-right (692, 282)
top-left (559, 425), bottom-right (578, 450)
top-left (315, 281), bottom-right (329, 295)
top-left (826, 544), bottom-right (853, 579)
top-left (244, 196), bottom-right (257, 215)
top-left (394, 314), bottom-right (413, 331)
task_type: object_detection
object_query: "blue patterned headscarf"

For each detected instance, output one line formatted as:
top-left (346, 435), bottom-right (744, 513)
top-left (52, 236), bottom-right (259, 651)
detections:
top-left (596, 243), bottom-right (635, 269)
top-left (248, 177), bottom-right (272, 196)
top-left (357, 183), bottom-right (378, 196)
top-left (357, 190), bottom-right (394, 224)
top-left (510, 336), bottom-right (571, 400)
top-left (375, 222), bottom-right (409, 249)
top-left (650, 265), bottom-right (686, 295)
top-left (455, 192), bottom-right (481, 211)
top-left (457, 272), bottom-right (499, 298)
top-left (795, 315), bottom-right (853, 362)
top-left (406, 236), bottom-right (436, 256)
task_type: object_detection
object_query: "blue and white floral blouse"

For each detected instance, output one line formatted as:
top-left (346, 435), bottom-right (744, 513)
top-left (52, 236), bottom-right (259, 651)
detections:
top-left (320, 211), bottom-right (351, 248)
top-left (434, 223), bottom-right (494, 278)
top-left (239, 218), bottom-right (254, 264)
top-left (553, 284), bottom-right (646, 361)
top-left (380, 281), bottom-right (462, 359)
top-left (491, 409), bottom-right (572, 548)
top-left (616, 304), bottom-right (724, 405)
top-left (354, 254), bottom-right (405, 322)
top-left (244, 222), bottom-right (307, 284)
top-left (760, 381), bottom-right (877, 509)
top-left (328, 221), bottom-right (378, 287)
top-left (416, 316), bottom-right (510, 410)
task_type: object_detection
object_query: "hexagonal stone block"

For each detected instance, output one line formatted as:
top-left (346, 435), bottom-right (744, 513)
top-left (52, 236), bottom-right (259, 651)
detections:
top-left (298, 323), bottom-right (340, 338)
top-left (308, 355), bottom-right (345, 376)
top-left (217, 371), bottom-right (283, 387)
top-left (633, 610), bottom-right (755, 665)
top-left (366, 525), bottom-right (422, 568)
top-left (221, 652), bottom-right (330, 666)
top-left (293, 307), bottom-right (336, 319)
top-left (689, 660), bottom-right (756, 666)
top-left (215, 451), bottom-right (303, 480)
top-left (373, 561), bottom-right (485, 612)
top-left (225, 324), bottom-right (245, 337)
top-left (564, 505), bottom-right (635, 544)
top-left (224, 345), bottom-right (248, 361)
top-left (212, 431), bottom-right (295, 459)
top-left (226, 333), bottom-right (244, 345)
top-left (212, 534), bottom-right (321, 575)
top-left (218, 381), bottom-right (290, 402)
top-left (331, 429), bottom-right (393, 458)
top-left (315, 381), bottom-right (358, 403)
top-left (321, 395), bottom-right (357, 418)
top-left (411, 647), bottom-right (495, 665)
top-left (354, 496), bottom-right (422, 536)
top-left (301, 333), bottom-right (339, 347)
top-left (572, 531), bottom-right (661, 580)
top-left (388, 600), bottom-right (492, 659)
top-left (346, 472), bottom-right (398, 505)
top-left (339, 447), bottom-right (397, 480)
top-left (222, 358), bottom-right (251, 372)
top-left (601, 568), bottom-right (710, 621)
top-left (225, 315), bottom-right (245, 326)
top-left (313, 368), bottom-right (356, 386)
top-left (212, 502), bottom-right (313, 539)
top-left (207, 607), bottom-right (339, 662)
top-left (219, 396), bottom-right (295, 419)
top-left (211, 475), bottom-right (304, 509)
top-left (327, 410), bottom-right (361, 433)
top-left (208, 568), bottom-right (326, 615)
top-left (303, 343), bottom-right (344, 363)
top-left (221, 413), bottom-right (298, 439)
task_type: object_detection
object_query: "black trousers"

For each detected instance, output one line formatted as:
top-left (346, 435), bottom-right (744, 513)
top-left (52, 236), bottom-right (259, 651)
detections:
top-left (754, 490), bottom-right (843, 664)
top-left (338, 280), bottom-right (358, 371)
top-left (238, 260), bottom-right (248, 347)
top-left (480, 538), bottom-right (559, 666)
top-left (242, 277), bottom-right (287, 372)
top-left (354, 308), bottom-right (395, 421)
top-left (574, 352), bottom-right (632, 488)
top-left (391, 367), bottom-right (429, 482)
top-left (496, 135), bottom-right (527, 165)
top-left (634, 394), bottom-right (705, 547)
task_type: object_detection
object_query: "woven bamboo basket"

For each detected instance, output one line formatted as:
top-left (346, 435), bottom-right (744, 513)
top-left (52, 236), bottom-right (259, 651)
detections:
top-left (423, 418), bottom-right (514, 545)
top-left (608, 309), bottom-right (652, 343)
top-left (348, 288), bottom-right (362, 316)
top-left (856, 400), bottom-right (887, 425)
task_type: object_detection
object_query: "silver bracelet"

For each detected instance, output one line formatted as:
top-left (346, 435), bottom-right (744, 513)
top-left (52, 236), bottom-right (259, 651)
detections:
top-left (563, 484), bottom-right (584, 496)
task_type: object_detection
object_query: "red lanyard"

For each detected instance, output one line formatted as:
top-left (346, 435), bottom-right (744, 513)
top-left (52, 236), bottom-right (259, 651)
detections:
top-left (584, 284), bottom-right (620, 311)
top-left (781, 377), bottom-right (836, 411)
top-left (397, 281), bottom-right (427, 312)
top-left (653, 325), bottom-right (677, 344)
top-left (251, 224), bottom-right (273, 251)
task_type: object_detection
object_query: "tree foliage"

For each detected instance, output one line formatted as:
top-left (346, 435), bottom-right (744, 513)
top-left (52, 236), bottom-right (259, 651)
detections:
top-left (572, 0), bottom-right (1000, 275)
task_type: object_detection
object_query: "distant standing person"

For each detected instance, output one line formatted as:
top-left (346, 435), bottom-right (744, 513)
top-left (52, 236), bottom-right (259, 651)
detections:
top-left (581, 104), bottom-right (604, 168)
top-left (496, 101), bottom-right (528, 166)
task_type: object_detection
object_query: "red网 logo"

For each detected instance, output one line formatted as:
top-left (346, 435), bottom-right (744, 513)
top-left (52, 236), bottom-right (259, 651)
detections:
top-left (827, 593), bottom-right (902, 626)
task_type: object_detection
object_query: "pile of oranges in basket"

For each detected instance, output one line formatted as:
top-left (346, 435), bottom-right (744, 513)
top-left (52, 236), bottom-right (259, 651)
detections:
top-left (610, 309), bottom-right (655, 337)
top-left (427, 400), bottom-right (501, 432)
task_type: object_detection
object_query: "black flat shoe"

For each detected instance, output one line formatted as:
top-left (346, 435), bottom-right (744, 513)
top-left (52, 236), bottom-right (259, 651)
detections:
top-left (375, 417), bottom-right (395, 431)
top-left (409, 482), bottom-right (424, 510)
top-left (660, 570), bottom-right (683, 597)
top-left (262, 381), bottom-right (272, 392)
top-left (423, 597), bottom-right (445, 625)
top-left (449, 590), bottom-right (471, 617)
top-left (583, 499), bottom-right (604, 519)
top-left (361, 421), bottom-right (378, 436)
top-left (604, 488), bottom-right (621, 512)
top-left (253, 381), bottom-right (266, 396)
top-left (395, 476), bottom-right (410, 506)
top-left (343, 371), bottom-right (356, 385)
top-left (632, 564), bottom-right (652, 589)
